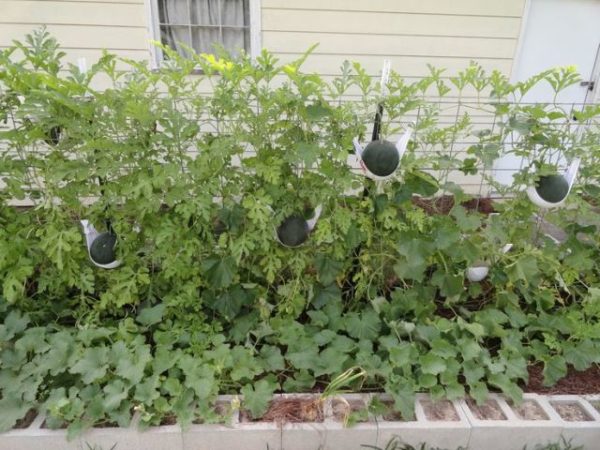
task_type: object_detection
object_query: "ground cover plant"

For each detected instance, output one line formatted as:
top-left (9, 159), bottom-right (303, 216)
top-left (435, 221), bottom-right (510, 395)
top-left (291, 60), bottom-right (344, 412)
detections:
top-left (1, 29), bottom-right (600, 436)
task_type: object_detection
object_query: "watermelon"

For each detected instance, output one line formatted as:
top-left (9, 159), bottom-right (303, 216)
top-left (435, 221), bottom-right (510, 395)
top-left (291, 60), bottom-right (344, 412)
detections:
top-left (277, 214), bottom-right (309, 247)
top-left (44, 126), bottom-right (61, 146)
top-left (89, 232), bottom-right (118, 265)
top-left (361, 140), bottom-right (399, 177)
top-left (535, 175), bottom-right (569, 203)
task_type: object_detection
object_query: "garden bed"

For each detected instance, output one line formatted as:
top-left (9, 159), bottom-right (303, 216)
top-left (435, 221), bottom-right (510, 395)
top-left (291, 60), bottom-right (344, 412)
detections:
top-left (1, 29), bottom-right (600, 450)
top-left (2, 393), bottom-right (600, 450)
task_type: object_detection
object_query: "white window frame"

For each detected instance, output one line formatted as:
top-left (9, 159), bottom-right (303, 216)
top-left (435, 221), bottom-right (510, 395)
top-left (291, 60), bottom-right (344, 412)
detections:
top-left (145, 0), bottom-right (261, 69)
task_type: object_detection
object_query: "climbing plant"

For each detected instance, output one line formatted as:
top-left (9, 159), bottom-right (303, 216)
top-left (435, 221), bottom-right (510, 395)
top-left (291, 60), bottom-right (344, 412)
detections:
top-left (1, 29), bottom-right (599, 435)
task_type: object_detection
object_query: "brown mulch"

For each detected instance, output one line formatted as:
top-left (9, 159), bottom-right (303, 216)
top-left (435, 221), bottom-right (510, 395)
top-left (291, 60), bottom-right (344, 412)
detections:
top-left (466, 398), bottom-right (506, 420)
top-left (524, 363), bottom-right (600, 395)
top-left (411, 195), bottom-right (497, 216)
top-left (242, 398), bottom-right (324, 424)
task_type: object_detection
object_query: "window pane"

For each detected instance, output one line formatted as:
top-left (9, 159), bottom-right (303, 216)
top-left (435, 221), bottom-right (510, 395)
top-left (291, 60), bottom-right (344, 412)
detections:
top-left (190, 0), bottom-right (220, 26)
top-left (161, 25), bottom-right (192, 57)
top-left (222, 28), bottom-right (246, 56)
top-left (159, 0), bottom-right (250, 58)
top-left (159, 0), bottom-right (190, 26)
top-left (192, 27), bottom-right (221, 54)
top-left (221, 0), bottom-right (248, 27)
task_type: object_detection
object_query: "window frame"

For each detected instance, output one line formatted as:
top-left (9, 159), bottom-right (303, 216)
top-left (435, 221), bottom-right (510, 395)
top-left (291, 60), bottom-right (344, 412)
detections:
top-left (145, 0), bottom-right (261, 68)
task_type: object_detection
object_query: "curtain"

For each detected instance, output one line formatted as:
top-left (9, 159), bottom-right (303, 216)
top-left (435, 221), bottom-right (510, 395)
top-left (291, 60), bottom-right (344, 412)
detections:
top-left (221, 0), bottom-right (248, 56)
top-left (159, 0), bottom-right (248, 57)
top-left (159, 0), bottom-right (191, 56)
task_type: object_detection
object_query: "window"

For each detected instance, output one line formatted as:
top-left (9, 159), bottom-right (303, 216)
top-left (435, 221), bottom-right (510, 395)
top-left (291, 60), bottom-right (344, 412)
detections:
top-left (149, 0), bottom-right (259, 64)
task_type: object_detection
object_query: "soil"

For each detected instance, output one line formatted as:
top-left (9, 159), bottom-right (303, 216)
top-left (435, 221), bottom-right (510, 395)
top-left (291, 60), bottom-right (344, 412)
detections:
top-left (331, 398), bottom-right (369, 423)
top-left (510, 400), bottom-right (549, 420)
top-left (420, 399), bottom-right (459, 421)
top-left (524, 364), bottom-right (600, 395)
top-left (590, 401), bottom-right (600, 413)
top-left (92, 420), bottom-right (119, 428)
top-left (14, 409), bottom-right (37, 429)
top-left (550, 402), bottom-right (593, 421)
top-left (241, 397), bottom-right (324, 424)
top-left (466, 398), bottom-right (507, 420)
top-left (159, 414), bottom-right (177, 426)
top-left (412, 195), bottom-right (497, 216)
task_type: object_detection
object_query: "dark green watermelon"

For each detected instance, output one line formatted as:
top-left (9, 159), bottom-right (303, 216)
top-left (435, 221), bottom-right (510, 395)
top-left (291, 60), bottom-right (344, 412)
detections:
top-left (277, 215), bottom-right (309, 247)
top-left (362, 140), bottom-right (399, 177)
top-left (44, 126), bottom-right (61, 146)
top-left (89, 232), bottom-right (118, 265)
top-left (535, 175), bottom-right (569, 203)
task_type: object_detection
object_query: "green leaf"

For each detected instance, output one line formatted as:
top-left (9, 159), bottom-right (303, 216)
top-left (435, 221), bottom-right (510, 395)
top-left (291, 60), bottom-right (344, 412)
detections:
top-left (259, 345), bottom-right (285, 371)
top-left (314, 254), bottom-right (343, 286)
top-left (136, 303), bottom-right (166, 327)
top-left (202, 256), bottom-right (237, 289)
top-left (418, 373), bottom-right (437, 388)
top-left (431, 338), bottom-right (458, 358)
top-left (295, 142), bottom-right (320, 167)
top-left (69, 347), bottom-right (109, 384)
top-left (0, 394), bottom-right (29, 432)
top-left (563, 340), bottom-right (593, 371)
top-left (306, 103), bottom-right (331, 121)
top-left (469, 382), bottom-right (489, 404)
top-left (543, 355), bottom-right (567, 386)
top-left (287, 345), bottom-right (320, 370)
top-left (434, 272), bottom-right (464, 297)
top-left (103, 380), bottom-right (129, 411)
top-left (507, 255), bottom-right (539, 283)
top-left (0, 310), bottom-right (30, 341)
top-left (445, 382), bottom-right (465, 400)
top-left (420, 353), bottom-right (447, 375)
top-left (460, 340), bottom-right (482, 361)
top-left (385, 379), bottom-right (416, 420)
top-left (489, 373), bottom-right (522, 403)
top-left (313, 284), bottom-right (341, 309)
top-left (282, 370), bottom-right (315, 392)
top-left (241, 378), bottom-right (277, 419)
top-left (134, 376), bottom-right (160, 403)
top-left (345, 310), bottom-right (381, 341)
top-left (115, 344), bottom-right (151, 385)
top-left (388, 342), bottom-right (413, 367)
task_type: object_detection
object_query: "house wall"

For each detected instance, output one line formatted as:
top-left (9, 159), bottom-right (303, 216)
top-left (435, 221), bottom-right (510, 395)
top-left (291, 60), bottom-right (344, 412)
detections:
top-left (1, 0), bottom-right (527, 82)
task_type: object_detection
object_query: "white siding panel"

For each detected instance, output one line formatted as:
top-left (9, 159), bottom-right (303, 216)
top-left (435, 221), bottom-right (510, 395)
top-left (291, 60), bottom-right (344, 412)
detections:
top-left (0, 24), bottom-right (148, 50)
top-left (263, 32), bottom-right (516, 59)
top-left (1, 1), bottom-right (146, 27)
top-left (262, 0), bottom-right (525, 17)
top-left (262, 10), bottom-right (522, 38)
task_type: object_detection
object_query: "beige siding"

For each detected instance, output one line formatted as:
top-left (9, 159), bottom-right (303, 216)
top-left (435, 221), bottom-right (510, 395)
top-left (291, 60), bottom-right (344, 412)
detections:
top-left (0, 0), bottom-right (527, 81)
top-left (0, 0), bottom-right (149, 58)
top-left (262, 0), bottom-right (527, 79)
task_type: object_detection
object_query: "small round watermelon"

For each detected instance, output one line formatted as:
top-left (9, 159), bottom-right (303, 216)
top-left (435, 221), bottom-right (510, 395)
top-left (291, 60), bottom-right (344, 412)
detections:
top-left (361, 140), bottom-right (399, 177)
top-left (89, 232), bottom-right (118, 265)
top-left (44, 126), bottom-right (61, 146)
top-left (277, 215), bottom-right (309, 248)
top-left (535, 175), bottom-right (569, 203)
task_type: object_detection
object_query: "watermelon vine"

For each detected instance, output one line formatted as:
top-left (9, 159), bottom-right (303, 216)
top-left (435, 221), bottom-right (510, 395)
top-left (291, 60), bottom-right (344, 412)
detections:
top-left (0, 29), bottom-right (599, 435)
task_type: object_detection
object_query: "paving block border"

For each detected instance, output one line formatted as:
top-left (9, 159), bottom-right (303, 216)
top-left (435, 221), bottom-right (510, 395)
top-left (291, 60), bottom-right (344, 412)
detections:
top-left (1, 393), bottom-right (600, 450)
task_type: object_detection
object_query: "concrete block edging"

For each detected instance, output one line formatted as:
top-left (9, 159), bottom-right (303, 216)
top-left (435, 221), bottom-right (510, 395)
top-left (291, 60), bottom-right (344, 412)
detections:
top-left (1, 393), bottom-right (599, 450)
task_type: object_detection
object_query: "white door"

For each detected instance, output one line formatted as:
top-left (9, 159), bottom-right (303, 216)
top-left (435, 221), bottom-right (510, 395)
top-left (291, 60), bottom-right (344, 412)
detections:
top-left (493, 0), bottom-right (600, 187)
top-left (512, 0), bottom-right (600, 104)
